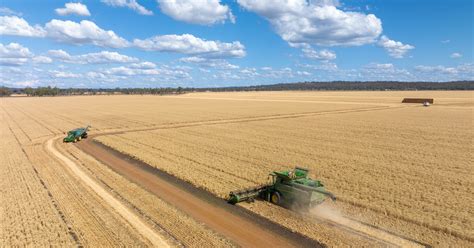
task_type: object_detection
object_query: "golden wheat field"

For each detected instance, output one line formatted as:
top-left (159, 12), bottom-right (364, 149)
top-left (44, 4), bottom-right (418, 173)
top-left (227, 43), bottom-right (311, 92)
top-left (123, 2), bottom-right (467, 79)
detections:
top-left (1, 91), bottom-right (473, 247)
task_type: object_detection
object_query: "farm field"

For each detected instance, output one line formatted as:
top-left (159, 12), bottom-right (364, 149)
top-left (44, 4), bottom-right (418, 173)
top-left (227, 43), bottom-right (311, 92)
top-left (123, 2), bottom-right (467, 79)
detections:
top-left (1, 91), bottom-right (473, 247)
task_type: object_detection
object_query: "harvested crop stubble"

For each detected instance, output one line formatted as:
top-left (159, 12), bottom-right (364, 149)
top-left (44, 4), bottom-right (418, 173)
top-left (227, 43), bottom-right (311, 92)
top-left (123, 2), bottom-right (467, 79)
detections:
top-left (0, 109), bottom-right (74, 246)
top-left (2, 103), bottom-right (154, 246)
top-left (96, 97), bottom-right (473, 247)
top-left (2, 91), bottom-right (473, 246)
top-left (3, 94), bottom-right (377, 132)
top-left (58, 139), bottom-right (236, 247)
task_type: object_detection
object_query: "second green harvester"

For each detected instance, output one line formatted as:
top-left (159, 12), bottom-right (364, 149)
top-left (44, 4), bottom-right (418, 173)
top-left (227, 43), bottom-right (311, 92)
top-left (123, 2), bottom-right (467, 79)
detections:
top-left (228, 167), bottom-right (336, 211)
top-left (63, 125), bottom-right (90, 143)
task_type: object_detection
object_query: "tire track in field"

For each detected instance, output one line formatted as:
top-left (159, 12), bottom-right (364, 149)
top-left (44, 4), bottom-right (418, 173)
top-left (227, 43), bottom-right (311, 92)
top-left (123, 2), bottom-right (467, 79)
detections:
top-left (63, 150), bottom-right (183, 247)
top-left (95, 105), bottom-right (406, 136)
top-left (1, 105), bottom-right (33, 142)
top-left (7, 102), bottom-right (59, 134)
top-left (168, 95), bottom-right (399, 106)
top-left (4, 121), bottom-right (82, 246)
top-left (46, 137), bottom-right (170, 247)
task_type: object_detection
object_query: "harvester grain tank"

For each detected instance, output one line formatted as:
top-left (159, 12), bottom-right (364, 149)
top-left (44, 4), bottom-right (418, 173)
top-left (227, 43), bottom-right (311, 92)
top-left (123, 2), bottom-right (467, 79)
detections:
top-left (63, 125), bottom-right (90, 143)
top-left (228, 167), bottom-right (335, 211)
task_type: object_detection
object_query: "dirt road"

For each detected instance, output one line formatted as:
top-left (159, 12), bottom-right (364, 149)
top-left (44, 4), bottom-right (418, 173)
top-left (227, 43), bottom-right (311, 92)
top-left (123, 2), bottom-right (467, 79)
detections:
top-left (76, 136), bottom-right (320, 248)
top-left (46, 137), bottom-right (170, 247)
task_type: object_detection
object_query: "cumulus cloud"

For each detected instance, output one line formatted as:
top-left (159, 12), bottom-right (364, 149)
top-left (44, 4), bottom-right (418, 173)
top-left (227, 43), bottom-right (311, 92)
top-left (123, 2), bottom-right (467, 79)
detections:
top-left (32, 56), bottom-right (53, 64)
top-left (55, 2), bottom-right (91, 16)
top-left (50, 70), bottom-right (81, 78)
top-left (102, 0), bottom-right (153, 15)
top-left (157, 0), bottom-right (235, 25)
top-left (365, 63), bottom-right (394, 70)
top-left (237, 0), bottom-right (382, 47)
top-left (0, 16), bottom-right (45, 37)
top-left (296, 70), bottom-right (311, 76)
top-left (415, 65), bottom-right (459, 74)
top-left (104, 65), bottom-right (191, 79)
top-left (180, 56), bottom-right (239, 69)
top-left (0, 42), bottom-right (33, 66)
top-left (48, 49), bottom-right (138, 64)
top-left (413, 64), bottom-right (474, 80)
top-left (450, 52), bottom-right (462, 59)
top-left (0, 7), bottom-right (22, 16)
top-left (45, 19), bottom-right (129, 48)
top-left (377, 35), bottom-right (414, 58)
top-left (302, 47), bottom-right (336, 60)
top-left (129, 61), bottom-right (157, 69)
top-left (133, 34), bottom-right (245, 58)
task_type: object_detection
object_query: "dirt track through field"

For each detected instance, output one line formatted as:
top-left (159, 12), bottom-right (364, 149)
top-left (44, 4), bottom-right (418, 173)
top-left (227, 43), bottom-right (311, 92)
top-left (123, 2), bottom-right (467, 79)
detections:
top-left (77, 137), bottom-right (317, 248)
top-left (45, 137), bottom-right (170, 247)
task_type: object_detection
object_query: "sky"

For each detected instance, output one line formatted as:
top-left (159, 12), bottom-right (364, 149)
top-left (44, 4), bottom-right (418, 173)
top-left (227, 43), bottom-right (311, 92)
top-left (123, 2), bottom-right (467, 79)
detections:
top-left (0, 0), bottom-right (472, 88)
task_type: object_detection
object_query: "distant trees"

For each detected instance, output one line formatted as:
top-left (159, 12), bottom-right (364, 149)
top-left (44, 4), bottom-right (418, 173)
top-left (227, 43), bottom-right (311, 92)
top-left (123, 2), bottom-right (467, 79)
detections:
top-left (0, 86), bottom-right (12, 97)
top-left (196, 81), bottom-right (474, 92)
top-left (2, 81), bottom-right (473, 97)
top-left (24, 86), bottom-right (60, 96)
top-left (15, 86), bottom-right (187, 96)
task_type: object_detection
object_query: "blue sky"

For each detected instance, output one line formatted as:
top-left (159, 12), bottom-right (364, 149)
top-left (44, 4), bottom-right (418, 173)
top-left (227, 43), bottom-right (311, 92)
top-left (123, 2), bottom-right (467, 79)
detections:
top-left (0, 0), bottom-right (472, 88)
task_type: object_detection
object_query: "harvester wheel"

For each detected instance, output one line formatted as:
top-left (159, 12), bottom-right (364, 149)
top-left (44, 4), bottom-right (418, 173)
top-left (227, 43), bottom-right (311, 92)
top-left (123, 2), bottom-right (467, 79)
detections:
top-left (78, 136), bottom-right (81, 141)
top-left (270, 192), bottom-right (281, 205)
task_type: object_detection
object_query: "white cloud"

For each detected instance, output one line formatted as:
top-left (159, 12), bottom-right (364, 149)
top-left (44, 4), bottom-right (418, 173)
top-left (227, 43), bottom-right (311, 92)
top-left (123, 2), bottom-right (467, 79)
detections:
top-left (237, 0), bottom-right (382, 47)
top-left (0, 7), bottom-right (22, 16)
top-left (0, 16), bottom-right (45, 37)
top-left (0, 42), bottom-right (33, 66)
top-left (450, 53), bottom-right (462, 59)
top-left (412, 64), bottom-right (473, 81)
top-left (365, 63), bottom-right (394, 70)
top-left (133, 34), bottom-right (245, 58)
top-left (377, 35), bottom-right (414, 58)
top-left (104, 65), bottom-right (191, 79)
top-left (102, 0), bottom-right (153, 15)
top-left (300, 62), bottom-right (338, 71)
top-left (55, 2), bottom-right (91, 16)
top-left (50, 70), bottom-right (81, 78)
top-left (47, 49), bottom-right (71, 60)
top-left (32, 56), bottom-right (53, 64)
top-left (296, 70), bottom-right (311, 76)
top-left (180, 56), bottom-right (239, 69)
top-left (129, 61), bottom-right (157, 69)
top-left (302, 47), bottom-right (336, 60)
top-left (48, 49), bottom-right (138, 64)
top-left (157, 0), bottom-right (234, 25)
top-left (45, 19), bottom-right (129, 48)
top-left (415, 65), bottom-right (458, 74)
top-left (441, 39), bottom-right (450, 44)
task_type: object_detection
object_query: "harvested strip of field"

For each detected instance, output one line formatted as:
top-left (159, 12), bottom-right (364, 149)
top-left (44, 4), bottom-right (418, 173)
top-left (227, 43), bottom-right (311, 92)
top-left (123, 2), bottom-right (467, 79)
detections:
top-left (0, 108), bottom-right (75, 246)
top-left (96, 103), bottom-right (473, 247)
top-left (59, 138), bottom-right (237, 248)
top-left (47, 137), bottom-right (170, 247)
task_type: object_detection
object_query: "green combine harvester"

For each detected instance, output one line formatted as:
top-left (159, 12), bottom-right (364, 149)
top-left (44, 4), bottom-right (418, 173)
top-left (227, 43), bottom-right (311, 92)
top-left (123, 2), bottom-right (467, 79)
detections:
top-left (228, 167), bottom-right (336, 211)
top-left (63, 126), bottom-right (90, 143)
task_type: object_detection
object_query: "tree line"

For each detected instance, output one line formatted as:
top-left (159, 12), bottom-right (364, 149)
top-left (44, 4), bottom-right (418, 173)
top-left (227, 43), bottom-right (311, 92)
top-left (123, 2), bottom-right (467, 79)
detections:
top-left (195, 81), bottom-right (473, 92)
top-left (1, 81), bottom-right (472, 97)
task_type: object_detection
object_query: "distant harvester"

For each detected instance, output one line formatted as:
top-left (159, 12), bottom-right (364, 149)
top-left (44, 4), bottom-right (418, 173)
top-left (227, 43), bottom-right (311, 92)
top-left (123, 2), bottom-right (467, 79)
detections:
top-left (402, 98), bottom-right (434, 104)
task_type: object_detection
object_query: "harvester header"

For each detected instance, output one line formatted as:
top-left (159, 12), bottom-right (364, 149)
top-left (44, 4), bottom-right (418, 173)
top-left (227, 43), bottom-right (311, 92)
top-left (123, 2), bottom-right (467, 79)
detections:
top-left (228, 167), bottom-right (335, 211)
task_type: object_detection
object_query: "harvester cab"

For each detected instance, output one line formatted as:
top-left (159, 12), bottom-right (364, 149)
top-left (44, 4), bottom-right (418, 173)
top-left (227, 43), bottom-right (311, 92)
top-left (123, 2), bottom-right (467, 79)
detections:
top-left (228, 167), bottom-right (335, 212)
